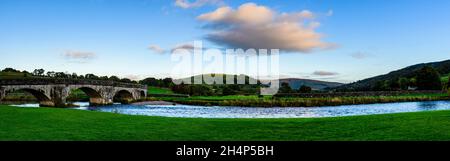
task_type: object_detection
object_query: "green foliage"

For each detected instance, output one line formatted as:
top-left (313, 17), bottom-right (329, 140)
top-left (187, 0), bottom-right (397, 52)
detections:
top-left (278, 82), bottom-right (293, 93)
top-left (416, 66), bottom-right (442, 90)
top-left (337, 59), bottom-right (450, 91)
top-left (298, 85), bottom-right (312, 93)
top-left (0, 68), bottom-right (138, 84)
top-left (221, 86), bottom-right (237, 96)
top-left (399, 77), bottom-right (410, 90)
top-left (139, 77), bottom-right (174, 87)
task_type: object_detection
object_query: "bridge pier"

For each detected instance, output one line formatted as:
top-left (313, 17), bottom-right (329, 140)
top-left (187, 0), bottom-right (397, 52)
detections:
top-left (89, 97), bottom-right (113, 106)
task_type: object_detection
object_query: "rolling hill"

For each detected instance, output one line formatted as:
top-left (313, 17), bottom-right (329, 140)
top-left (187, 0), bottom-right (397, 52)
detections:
top-left (175, 74), bottom-right (344, 90)
top-left (335, 59), bottom-right (450, 91)
top-left (279, 78), bottom-right (343, 90)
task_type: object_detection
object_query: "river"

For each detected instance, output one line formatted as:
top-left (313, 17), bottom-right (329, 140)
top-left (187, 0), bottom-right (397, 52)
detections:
top-left (10, 100), bottom-right (450, 118)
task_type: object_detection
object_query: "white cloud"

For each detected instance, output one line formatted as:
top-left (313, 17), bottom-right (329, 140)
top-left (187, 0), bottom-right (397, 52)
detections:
top-left (63, 50), bottom-right (96, 59)
top-left (312, 71), bottom-right (339, 76)
top-left (197, 3), bottom-right (335, 53)
top-left (174, 0), bottom-right (223, 9)
top-left (148, 44), bottom-right (166, 54)
top-left (62, 50), bottom-right (96, 63)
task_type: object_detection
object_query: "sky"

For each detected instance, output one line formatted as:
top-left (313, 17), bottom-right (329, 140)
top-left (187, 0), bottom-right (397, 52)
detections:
top-left (1, 0), bottom-right (450, 83)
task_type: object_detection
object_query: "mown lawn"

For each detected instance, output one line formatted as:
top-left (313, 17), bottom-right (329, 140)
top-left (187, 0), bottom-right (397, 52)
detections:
top-left (1, 105), bottom-right (450, 141)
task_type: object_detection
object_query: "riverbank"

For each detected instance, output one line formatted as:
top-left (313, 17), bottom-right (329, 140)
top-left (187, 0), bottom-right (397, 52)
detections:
top-left (2, 105), bottom-right (450, 140)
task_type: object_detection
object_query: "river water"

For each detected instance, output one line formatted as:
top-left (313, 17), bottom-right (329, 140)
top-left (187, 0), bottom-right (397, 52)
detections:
top-left (10, 100), bottom-right (450, 118)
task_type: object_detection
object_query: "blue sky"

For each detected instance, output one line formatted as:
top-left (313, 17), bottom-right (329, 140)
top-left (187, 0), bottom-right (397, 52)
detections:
top-left (1, 0), bottom-right (450, 83)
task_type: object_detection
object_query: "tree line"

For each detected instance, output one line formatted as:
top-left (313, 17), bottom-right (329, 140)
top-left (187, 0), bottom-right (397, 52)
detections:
top-left (372, 66), bottom-right (446, 91)
top-left (1, 68), bottom-right (137, 84)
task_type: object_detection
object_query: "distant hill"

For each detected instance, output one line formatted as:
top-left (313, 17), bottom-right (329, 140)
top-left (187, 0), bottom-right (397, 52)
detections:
top-left (335, 59), bottom-right (450, 91)
top-left (175, 74), bottom-right (343, 90)
top-left (175, 74), bottom-right (259, 84)
top-left (279, 78), bottom-right (343, 90)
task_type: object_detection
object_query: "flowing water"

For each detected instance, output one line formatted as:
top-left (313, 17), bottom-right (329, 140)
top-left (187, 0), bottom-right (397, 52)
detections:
top-left (10, 100), bottom-right (450, 118)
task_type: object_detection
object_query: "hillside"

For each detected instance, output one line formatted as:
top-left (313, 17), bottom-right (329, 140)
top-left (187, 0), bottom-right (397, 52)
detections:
top-left (335, 59), bottom-right (450, 91)
top-left (280, 78), bottom-right (343, 90)
top-left (175, 74), bottom-right (259, 84)
top-left (175, 74), bottom-right (343, 90)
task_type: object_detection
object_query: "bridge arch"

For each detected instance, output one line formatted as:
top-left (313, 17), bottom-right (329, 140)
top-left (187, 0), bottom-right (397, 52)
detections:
top-left (0, 87), bottom-right (54, 107)
top-left (76, 87), bottom-right (102, 99)
top-left (113, 90), bottom-right (134, 104)
top-left (67, 86), bottom-right (107, 106)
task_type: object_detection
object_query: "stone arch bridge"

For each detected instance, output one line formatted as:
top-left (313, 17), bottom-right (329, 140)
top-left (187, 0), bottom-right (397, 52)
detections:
top-left (0, 79), bottom-right (147, 107)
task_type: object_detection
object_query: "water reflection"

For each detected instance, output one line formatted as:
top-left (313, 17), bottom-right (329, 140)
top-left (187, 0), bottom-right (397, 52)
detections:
top-left (417, 101), bottom-right (438, 110)
top-left (10, 101), bottom-right (450, 118)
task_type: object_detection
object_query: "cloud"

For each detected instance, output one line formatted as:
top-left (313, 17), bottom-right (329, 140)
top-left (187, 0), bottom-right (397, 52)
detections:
top-left (170, 41), bottom-right (209, 53)
top-left (174, 0), bottom-right (223, 9)
top-left (148, 44), bottom-right (166, 54)
top-left (350, 52), bottom-right (371, 59)
top-left (197, 3), bottom-right (335, 53)
top-left (62, 50), bottom-right (96, 63)
top-left (171, 43), bottom-right (195, 53)
top-left (312, 71), bottom-right (339, 76)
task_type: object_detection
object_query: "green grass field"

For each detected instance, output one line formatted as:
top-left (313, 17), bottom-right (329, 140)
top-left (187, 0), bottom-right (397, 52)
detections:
top-left (0, 71), bottom-right (33, 79)
top-left (2, 105), bottom-right (450, 141)
top-left (147, 86), bottom-right (174, 94)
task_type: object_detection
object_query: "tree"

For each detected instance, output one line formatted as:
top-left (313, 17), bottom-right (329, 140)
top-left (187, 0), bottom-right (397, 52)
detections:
top-left (71, 73), bottom-right (78, 79)
top-left (99, 76), bottom-right (109, 80)
top-left (46, 71), bottom-right (55, 77)
top-left (447, 76), bottom-right (450, 90)
top-left (109, 76), bottom-right (120, 81)
top-left (54, 72), bottom-right (69, 78)
top-left (33, 69), bottom-right (45, 76)
top-left (298, 85), bottom-right (312, 93)
top-left (85, 74), bottom-right (99, 80)
top-left (399, 77), bottom-right (410, 90)
top-left (415, 66), bottom-right (442, 90)
top-left (120, 78), bottom-right (132, 83)
top-left (279, 82), bottom-right (293, 93)
top-left (373, 80), bottom-right (390, 91)
top-left (221, 86), bottom-right (236, 96)
top-left (162, 78), bottom-right (174, 87)
top-left (389, 78), bottom-right (400, 90)
top-left (2, 68), bottom-right (20, 73)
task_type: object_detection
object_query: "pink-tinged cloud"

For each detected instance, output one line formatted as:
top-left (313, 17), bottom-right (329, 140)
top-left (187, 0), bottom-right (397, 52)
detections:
top-left (197, 3), bottom-right (335, 53)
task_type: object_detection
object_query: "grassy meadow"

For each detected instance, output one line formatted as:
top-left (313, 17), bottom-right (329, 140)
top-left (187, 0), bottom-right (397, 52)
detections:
top-left (2, 105), bottom-right (450, 141)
